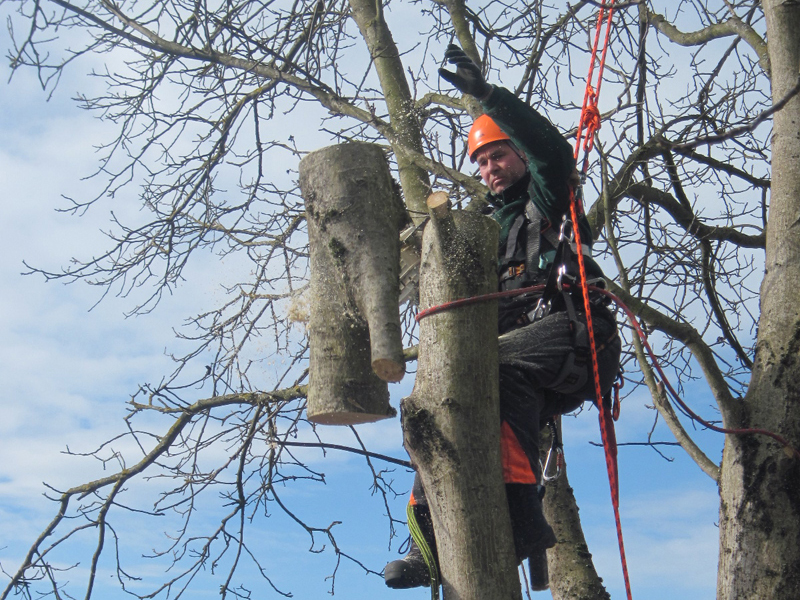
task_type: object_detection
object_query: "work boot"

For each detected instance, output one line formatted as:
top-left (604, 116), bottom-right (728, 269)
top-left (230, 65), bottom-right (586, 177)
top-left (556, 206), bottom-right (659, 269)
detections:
top-left (385, 502), bottom-right (438, 589)
top-left (508, 484), bottom-right (557, 561)
top-left (528, 548), bottom-right (550, 591)
top-left (384, 540), bottom-right (431, 589)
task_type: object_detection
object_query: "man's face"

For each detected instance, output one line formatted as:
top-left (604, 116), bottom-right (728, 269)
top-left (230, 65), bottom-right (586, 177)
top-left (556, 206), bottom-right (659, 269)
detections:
top-left (474, 141), bottom-right (528, 194)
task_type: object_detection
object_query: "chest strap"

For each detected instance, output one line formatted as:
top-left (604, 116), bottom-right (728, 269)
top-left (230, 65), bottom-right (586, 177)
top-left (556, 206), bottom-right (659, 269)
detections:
top-left (525, 201), bottom-right (543, 270)
top-left (500, 201), bottom-right (591, 289)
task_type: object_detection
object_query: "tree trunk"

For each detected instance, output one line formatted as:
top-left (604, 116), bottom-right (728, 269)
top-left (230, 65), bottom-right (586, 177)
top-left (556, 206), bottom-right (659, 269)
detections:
top-left (402, 207), bottom-right (522, 600)
top-left (718, 3), bottom-right (800, 599)
top-left (300, 142), bottom-right (406, 425)
top-left (542, 427), bottom-right (610, 600)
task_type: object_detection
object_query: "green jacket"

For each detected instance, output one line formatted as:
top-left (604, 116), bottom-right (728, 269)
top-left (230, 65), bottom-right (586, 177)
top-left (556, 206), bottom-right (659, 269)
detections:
top-left (481, 86), bottom-right (604, 281)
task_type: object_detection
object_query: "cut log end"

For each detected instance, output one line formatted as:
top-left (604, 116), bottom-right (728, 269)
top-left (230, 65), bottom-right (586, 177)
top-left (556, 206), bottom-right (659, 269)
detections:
top-left (308, 406), bottom-right (397, 426)
top-left (427, 191), bottom-right (451, 219)
top-left (372, 358), bottom-right (406, 383)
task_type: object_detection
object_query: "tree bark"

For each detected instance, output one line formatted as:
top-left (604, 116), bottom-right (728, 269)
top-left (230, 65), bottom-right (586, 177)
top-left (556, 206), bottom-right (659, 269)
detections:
top-left (300, 142), bottom-right (406, 425)
top-left (718, 3), bottom-right (800, 599)
top-left (542, 425), bottom-right (610, 600)
top-left (402, 207), bottom-right (522, 600)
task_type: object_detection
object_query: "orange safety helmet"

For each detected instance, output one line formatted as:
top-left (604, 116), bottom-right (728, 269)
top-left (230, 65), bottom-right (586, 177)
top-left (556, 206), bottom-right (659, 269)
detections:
top-left (468, 114), bottom-right (511, 162)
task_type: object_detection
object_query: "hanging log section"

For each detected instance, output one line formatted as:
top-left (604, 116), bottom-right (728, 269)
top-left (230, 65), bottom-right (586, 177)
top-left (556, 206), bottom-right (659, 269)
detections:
top-left (299, 141), bottom-right (406, 425)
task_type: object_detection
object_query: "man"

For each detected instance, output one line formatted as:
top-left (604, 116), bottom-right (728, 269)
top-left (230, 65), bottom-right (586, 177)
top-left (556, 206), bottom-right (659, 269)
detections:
top-left (384, 45), bottom-right (621, 591)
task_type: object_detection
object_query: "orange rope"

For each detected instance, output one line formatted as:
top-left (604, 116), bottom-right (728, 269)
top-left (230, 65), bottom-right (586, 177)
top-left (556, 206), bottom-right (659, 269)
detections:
top-left (570, 2), bottom-right (634, 600)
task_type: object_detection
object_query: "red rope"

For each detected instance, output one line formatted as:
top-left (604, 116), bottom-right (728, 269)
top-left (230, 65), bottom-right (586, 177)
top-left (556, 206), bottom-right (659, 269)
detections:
top-left (415, 285), bottom-right (545, 322)
top-left (570, 2), bottom-right (634, 599)
top-left (591, 287), bottom-right (800, 462)
top-left (574, 3), bottom-right (615, 163)
top-left (580, 91), bottom-right (602, 153)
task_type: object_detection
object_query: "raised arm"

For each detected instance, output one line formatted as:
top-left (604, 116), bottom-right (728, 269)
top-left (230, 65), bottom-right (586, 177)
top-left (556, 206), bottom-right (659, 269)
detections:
top-left (439, 44), bottom-right (575, 221)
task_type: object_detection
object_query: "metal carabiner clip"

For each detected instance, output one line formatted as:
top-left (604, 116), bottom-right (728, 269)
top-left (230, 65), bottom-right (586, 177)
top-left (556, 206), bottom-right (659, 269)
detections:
top-left (542, 445), bottom-right (564, 483)
top-left (559, 215), bottom-right (575, 243)
top-left (585, 276), bottom-right (607, 291)
top-left (528, 297), bottom-right (550, 323)
top-left (556, 264), bottom-right (576, 292)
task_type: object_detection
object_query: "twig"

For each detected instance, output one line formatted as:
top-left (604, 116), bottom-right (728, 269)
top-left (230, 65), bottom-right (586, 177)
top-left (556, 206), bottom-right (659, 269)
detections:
top-left (673, 75), bottom-right (800, 151)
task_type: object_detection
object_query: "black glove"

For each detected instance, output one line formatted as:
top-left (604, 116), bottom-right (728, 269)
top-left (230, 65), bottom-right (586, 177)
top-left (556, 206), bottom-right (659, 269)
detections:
top-left (438, 44), bottom-right (492, 100)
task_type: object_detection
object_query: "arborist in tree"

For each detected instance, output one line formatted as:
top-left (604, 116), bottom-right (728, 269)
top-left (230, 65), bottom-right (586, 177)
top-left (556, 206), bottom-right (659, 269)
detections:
top-left (384, 45), bottom-right (622, 591)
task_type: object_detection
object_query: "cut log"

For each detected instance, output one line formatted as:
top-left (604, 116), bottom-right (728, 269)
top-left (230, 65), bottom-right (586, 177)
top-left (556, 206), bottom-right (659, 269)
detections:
top-left (426, 190), bottom-right (450, 219)
top-left (299, 142), bottom-right (406, 425)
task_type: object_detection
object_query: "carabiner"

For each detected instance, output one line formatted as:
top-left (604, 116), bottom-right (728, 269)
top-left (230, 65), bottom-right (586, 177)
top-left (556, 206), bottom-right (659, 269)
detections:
top-left (559, 215), bottom-right (575, 243)
top-left (528, 297), bottom-right (550, 323)
top-left (556, 264), bottom-right (576, 292)
top-left (543, 445), bottom-right (564, 483)
top-left (586, 276), bottom-right (607, 290)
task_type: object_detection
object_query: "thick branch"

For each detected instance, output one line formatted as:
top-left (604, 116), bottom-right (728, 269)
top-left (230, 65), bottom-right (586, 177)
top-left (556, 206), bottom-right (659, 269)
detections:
top-left (626, 183), bottom-right (765, 248)
top-left (644, 6), bottom-right (770, 75)
top-left (701, 240), bottom-right (754, 370)
top-left (347, 0), bottom-right (431, 217)
top-left (651, 375), bottom-right (722, 481)
top-left (607, 280), bottom-right (737, 422)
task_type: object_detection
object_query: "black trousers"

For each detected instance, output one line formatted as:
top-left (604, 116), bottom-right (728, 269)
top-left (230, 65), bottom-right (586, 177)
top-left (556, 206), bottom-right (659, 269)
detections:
top-left (498, 304), bottom-right (621, 472)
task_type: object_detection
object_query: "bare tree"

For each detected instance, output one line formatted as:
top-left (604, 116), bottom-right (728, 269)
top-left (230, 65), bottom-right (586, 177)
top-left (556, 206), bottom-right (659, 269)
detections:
top-left (2, 0), bottom-right (799, 598)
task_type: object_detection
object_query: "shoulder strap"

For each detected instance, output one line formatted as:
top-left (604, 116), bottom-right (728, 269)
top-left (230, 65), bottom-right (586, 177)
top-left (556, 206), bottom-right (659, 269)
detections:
top-left (524, 201), bottom-right (542, 270)
top-left (504, 214), bottom-right (526, 263)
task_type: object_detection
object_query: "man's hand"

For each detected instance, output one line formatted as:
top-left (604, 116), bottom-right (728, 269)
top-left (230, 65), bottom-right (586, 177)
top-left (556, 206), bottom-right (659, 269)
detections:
top-left (438, 44), bottom-right (492, 100)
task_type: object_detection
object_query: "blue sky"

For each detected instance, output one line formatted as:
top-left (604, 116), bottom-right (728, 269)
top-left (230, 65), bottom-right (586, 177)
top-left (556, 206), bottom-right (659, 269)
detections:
top-left (0, 14), bottom-right (727, 600)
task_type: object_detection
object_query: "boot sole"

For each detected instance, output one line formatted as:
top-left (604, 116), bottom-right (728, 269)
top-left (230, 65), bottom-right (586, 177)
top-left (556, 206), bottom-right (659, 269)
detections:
top-left (384, 559), bottom-right (431, 589)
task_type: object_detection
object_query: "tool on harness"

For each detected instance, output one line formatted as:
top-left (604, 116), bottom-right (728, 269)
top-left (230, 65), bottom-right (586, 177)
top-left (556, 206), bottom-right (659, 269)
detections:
top-left (612, 370), bottom-right (624, 421)
top-left (526, 215), bottom-right (573, 320)
top-left (542, 419), bottom-right (564, 483)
